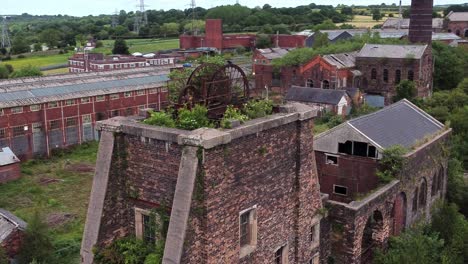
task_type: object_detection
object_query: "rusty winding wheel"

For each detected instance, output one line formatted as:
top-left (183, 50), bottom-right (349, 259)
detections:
top-left (177, 63), bottom-right (250, 117)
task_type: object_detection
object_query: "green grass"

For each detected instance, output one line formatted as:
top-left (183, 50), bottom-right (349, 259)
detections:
top-left (0, 142), bottom-right (98, 263)
top-left (1, 52), bottom-right (72, 70)
top-left (96, 38), bottom-right (180, 54)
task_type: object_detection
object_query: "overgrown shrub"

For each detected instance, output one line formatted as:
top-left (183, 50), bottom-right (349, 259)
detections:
top-left (376, 145), bottom-right (407, 183)
top-left (143, 110), bottom-right (176, 128)
top-left (93, 237), bottom-right (154, 264)
top-left (242, 99), bottom-right (273, 119)
top-left (18, 211), bottom-right (54, 264)
top-left (0, 247), bottom-right (8, 264)
top-left (220, 105), bottom-right (249, 129)
top-left (176, 105), bottom-right (212, 130)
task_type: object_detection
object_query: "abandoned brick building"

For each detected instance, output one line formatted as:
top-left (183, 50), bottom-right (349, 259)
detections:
top-left (315, 99), bottom-right (450, 263)
top-left (445, 11), bottom-right (468, 37)
top-left (0, 147), bottom-right (20, 184)
top-left (81, 103), bottom-right (324, 264)
top-left (0, 209), bottom-right (27, 261)
top-left (0, 67), bottom-right (170, 160)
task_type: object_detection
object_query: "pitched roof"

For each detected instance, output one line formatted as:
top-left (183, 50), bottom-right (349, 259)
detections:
top-left (0, 147), bottom-right (19, 166)
top-left (357, 43), bottom-right (427, 59)
top-left (0, 209), bottom-right (27, 242)
top-left (285, 86), bottom-right (347, 105)
top-left (257, 47), bottom-right (292, 60)
top-left (348, 99), bottom-right (444, 148)
top-left (432, 33), bottom-right (462, 41)
top-left (323, 52), bottom-right (357, 69)
top-left (382, 18), bottom-right (444, 29)
top-left (447, 11), bottom-right (468, 22)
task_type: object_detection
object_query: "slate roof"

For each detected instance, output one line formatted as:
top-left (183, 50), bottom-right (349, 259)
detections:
top-left (0, 69), bottom-right (170, 108)
top-left (432, 33), bottom-right (462, 41)
top-left (323, 52), bottom-right (357, 69)
top-left (285, 86), bottom-right (347, 105)
top-left (357, 43), bottom-right (427, 59)
top-left (257, 48), bottom-right (292, 60)
top-left (348, 99), bottom-right (444, 148)
top-left (382, 18), bottom-right (444, 29)
top-left (447, 11), bottom-right (468, 22)
top-left (0, 147), bottom-right (20, 166)
top-left (0, 209), bottom-right (27, 242)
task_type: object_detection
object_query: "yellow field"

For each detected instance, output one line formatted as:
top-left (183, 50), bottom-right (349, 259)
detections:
top-left (338, 15), bottom-right (384, 29)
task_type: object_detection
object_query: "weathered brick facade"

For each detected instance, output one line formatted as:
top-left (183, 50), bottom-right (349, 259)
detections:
top-left (0, 163), bottom-right (20, 184)
top-left (81, 103), bottom-right (325, 263)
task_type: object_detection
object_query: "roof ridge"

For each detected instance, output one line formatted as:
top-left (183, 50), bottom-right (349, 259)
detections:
top-left (348, 99), bottom-right (407, 124)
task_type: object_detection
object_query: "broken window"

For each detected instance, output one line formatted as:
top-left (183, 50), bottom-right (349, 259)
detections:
top-left (275, 245), bottom-right (288, 264)
top-left (334, 185), bottom-right (348, 196)
top-left (338, 141), bottom-right (352, 155)
top-left (240, 208), bottom-right (257, 250)
top-left (368, 145), bottom-right (377, 158)
top-left (353, 141), bottom-right (368, 157)
top-left (307, 79), bottom-right (314, 87)
top-left (143, 214), bottom-right (156, 244)
top-left (310, 223), bottom-right (320, 244)
top-left (325, 154), bottom-right (338, 165)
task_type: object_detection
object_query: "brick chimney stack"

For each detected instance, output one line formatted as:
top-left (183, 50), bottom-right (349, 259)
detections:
top-left (408, 0), bottom-right (434, 44)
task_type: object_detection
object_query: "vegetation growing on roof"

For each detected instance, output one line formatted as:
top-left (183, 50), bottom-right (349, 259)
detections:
top-left (272, 33), bottom-right (409, 67)
top-left (376, 145), bottom-right (407, 184)
top-left (220, 105), bottom-right (249, 129)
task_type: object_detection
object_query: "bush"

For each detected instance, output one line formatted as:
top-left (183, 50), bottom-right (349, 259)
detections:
top-left (10, 65), bottom-right (43, 78)
top-left (0, 247), bottom-right (8, 264)
top-left (143, 110), bottom-right (176, 128)
top-left (242, 99), bottom-right (273, 119)
top-left (376, 145), bottom-right (407, 183)
top-left (94, 237), bottom-right (154, 264)
top-left (18, 211), bottom-right (54, 264)
top-left (17, 54), bottom-right (26, 59)
top-left (220, 105), bottom-right (249, 128)
top-left (176, 105), bottom-right (212, 130)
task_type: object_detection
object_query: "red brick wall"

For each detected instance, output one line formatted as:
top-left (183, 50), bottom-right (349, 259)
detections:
top-left (447, 21), bottom-right (468, 37)
top-left (0, 163), bottom-right (21, 184)
top-left (272, 35), bottom-right (306, 48)
top-left (316, 151), bottom-right (379, 203)
top-left (205, 19), bottom-right (223, 50)
top-left (1, 229), bottom-right (24, 258)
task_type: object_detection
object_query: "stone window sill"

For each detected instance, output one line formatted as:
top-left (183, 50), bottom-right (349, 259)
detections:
top-left (239, 245), bottom-right (256, 259)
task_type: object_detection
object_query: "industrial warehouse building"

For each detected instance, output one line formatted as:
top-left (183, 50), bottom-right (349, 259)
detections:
top-left (0, 67), bottom-right (171, 160)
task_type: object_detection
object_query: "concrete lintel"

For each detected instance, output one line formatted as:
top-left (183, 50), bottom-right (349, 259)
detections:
top-left (177, 128), bottom-right (232, 149)
top-left (121, 123), bottom-right (190, 143)
top-left (347, 180), bottom-right (400, 210)
top-left (288, 102), bottom-right (319, 120)
top-left (228, 113), bottom-right (299, 141)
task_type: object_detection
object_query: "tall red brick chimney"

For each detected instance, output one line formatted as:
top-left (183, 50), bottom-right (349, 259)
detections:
top-left (205, 19), bottom-right (223, 50)
top-left (408, 0), bottom-right (433, 44)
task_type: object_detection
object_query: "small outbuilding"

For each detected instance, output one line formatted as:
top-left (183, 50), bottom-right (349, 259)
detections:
top-left (0, 209), bottom-right (27, 260)
top-left (285, 86), bottom-right (352, 116)
top-left (0, 147), bottom-right (20, 184)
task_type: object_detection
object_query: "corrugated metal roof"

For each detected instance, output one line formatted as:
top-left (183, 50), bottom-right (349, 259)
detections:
top-left (323, 52), bottom-right (357, 69)
top-left (258, 48), bottom-right (293, 60)
top-left (349, 99), bottom-right (444, 148)
top-left (382, 18), bottom-right (444, 29)
top-left (0, 147), bottom-right (19, 166)
top-left (286, 86), bottom-right (347, 105)
top-left (358, 44), bottom-right (427, 59)
top-left (0, 72), bottom-right (169, 108)
top-left (0, 209), bottom-right (27, 242)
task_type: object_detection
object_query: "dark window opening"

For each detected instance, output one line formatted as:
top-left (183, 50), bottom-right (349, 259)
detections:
top-left (368, 146), bottom-right (377, 158)
top-left (456, 30), bottom-right (460, 36)
top-left (353, 141), bottom-right (368, 157)
top-left (419, 181), bottom-right (427, 207)
top-left (465, 30), bottom-right (468, 38)
top-left (338, 141), bottom-right (352, 155)
top-left (49, 120), bottom-right (60, 130)
top-left (371, 68), bottom-right (377, 80)
top-left (334, 185), bottom-right (348, 196)
top-left (383, 69), bottom-right (389, 83)
top-left (408, 70), bottom-right (414, 81)
top-left (111, 110), bottom-right (120, 117)
top-left (240, 212), bottom-right (250, 247)
top-left (307, 79), bottom-right (314, 87)
top-left (143, 214), bottom-right (156, 244)
top-left (431, 173), bottom-right (437, 196)
top-left (96, 112), bottom-right (106, 121)
top-left (0, 128), bottom-right (5, 139)
top-left (395, 70), bottom-right (401, 84)
top-left (125, 108), bottom-right (133, 116)
top-left (12, 126), bottom-right (26, 137)
top-left (326, 155), bottom-right (338, 165)
top-left (412, 188), bottom-right (418, 212)
top-left (275, 246), bottom-right (286, 264)
top-left (322, 80), bottom-right (330, 89)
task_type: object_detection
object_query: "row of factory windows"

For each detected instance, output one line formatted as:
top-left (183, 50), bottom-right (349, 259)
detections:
top-left (0, 89), bottom-right (160, 116)
top-left (371, 68), bottom-right (414, 83)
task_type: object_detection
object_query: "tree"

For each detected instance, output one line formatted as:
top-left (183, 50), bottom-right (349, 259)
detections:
top-left (374, 228), bottom-right (444, 264)
top-left (0, 47), bottom-right (6, 56)
top-left (313, 32), bottom-right (329, 49)
top-left (0, 65), bottom-right (9, 79)
top-left (432, 42), bottom-right (467, 91)
top-left (10, 65), bottom-right (43, 78)
top-left (160, 23), bottom-right (180, 37)
top-left (341, 6), bottom-right (353, 16)
top-left (183, 20), bottom-right (206, 33)
top-left (33, 43), bottom-right (42, 52)
top-left (11, 36), bottom-right (30, 55)
top-left (39, 29), bottom-right (62, 48)
top-left (372, 8), bottom-right (383, 21)
top-left (18, 212), bottom-right (53, 264)
top-left (112, 39), bottom-right (129, 55)
top-left (255, 34), bottom-right (272, 49)
top-left (394, 80), bottom-right (417, 102)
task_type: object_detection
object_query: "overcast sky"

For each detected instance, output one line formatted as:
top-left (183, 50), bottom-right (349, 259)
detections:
top-left (1, 0), bottom-right (466, 16)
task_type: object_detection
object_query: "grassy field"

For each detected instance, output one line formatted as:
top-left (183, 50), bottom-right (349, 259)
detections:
top-left (43, 68), bottom-right (70, 75)
top-left (339, 15), bottom-right (384, 28)
top-left (0, 38), bottom-right (180, 74)
top-left (0, 142), bottom-right (98, 263)
top-left (96, 38), bottom-right (180, 54)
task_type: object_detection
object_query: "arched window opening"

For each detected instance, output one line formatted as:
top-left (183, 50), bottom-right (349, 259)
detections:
top-left (395, 70), bottom-right (401, 84)
top-left (322, 80), bottom-right (330, 89)
top-left (408, 70), bottom-right (414, 81)
top-left (419, 179), bottom-right (427, 207)
top-left (383, 69), bottom-right (389, 83)
top-left (412, 187), bottom-right (418, 212)
top-left (371, 68), bottom-right (377, 80)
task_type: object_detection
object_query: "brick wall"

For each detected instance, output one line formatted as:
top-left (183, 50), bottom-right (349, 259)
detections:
top-left (0, 163), bottom-right (21, 184)
top-left (1, 229), bottom-right (24, 258)
top-left (447, 21), bottom-right (468, 37)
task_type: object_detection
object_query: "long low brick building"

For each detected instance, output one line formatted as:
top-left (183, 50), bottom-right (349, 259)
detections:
top-left (0, 67), bottom-right (171, 160)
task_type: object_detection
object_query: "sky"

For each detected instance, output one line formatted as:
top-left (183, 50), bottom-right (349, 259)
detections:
top-left (1, 0), bottom-right (466, 16)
